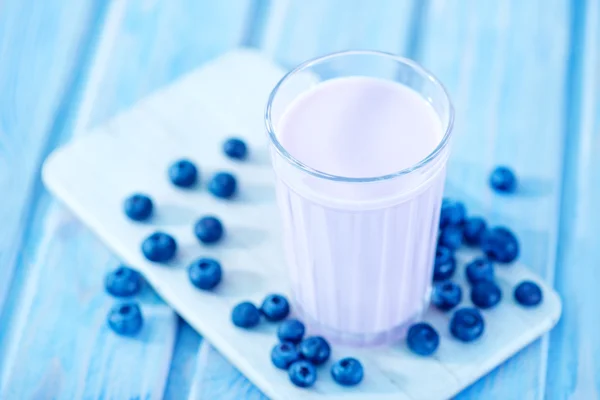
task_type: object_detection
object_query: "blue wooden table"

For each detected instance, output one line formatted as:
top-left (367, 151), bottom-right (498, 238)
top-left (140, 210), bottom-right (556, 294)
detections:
top-left (0, 0), bottom-right (598, 398)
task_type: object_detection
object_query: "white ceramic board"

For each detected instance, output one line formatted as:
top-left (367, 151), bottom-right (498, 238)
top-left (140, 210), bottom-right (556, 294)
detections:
top-left (42, 49), bottom-right (562, 400)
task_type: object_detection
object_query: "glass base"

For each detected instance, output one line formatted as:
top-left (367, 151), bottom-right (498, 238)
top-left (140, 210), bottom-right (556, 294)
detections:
top-left (292, 296), bottom-right (427, 347)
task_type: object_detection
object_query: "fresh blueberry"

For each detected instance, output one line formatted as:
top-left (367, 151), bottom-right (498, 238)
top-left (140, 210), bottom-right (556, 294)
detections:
top-left (465, 257), bottom-right (495, 284)
top-left (299, 336), bottom-right (331, 365)
top-left (471, 281), bottom-right (502, 309)
top-left (223, 137), bottom-right (248, 160)
top-left (123, 193), bottom-right (153, 221)
top-left (439, 225), bottom-right (463, 250)
top-left (514, 280), bottom-right (543, 307)
top-left (168, 159), bottom-right (198, 188)
top-left (108, 302), bottom-right (143, 336)
top-left (481, 226), bottom-right (520, 263)
top-left (260, 294), bottom-right (290, 321)
top-left (450, 307), bottom-right (485, 342)
top-left (208, 172), bottom-right (237, 199)
top-left (277, 319), bottom-right (305, 344)
top-left (406, 322), bottom-right (439, 356)
top-left (194, 216), bottom-right (224, 244)
top-left (331, 358), bottom-right (364, 386)
top-left (439, 199), bottom-right (467, 228)
top-left (490, 166), bottom-right (517, 193)
top-left (231, 301), bottom-right (261, 328)
top-left (463, 217), bottom-right (487, 246)
top-left (432, 281), bottom-right (462, 311)
top-left (188, 258), bottom-right (222, 290)
top-left (433, 246), bottom-right (456, 281)
top-left (288, 360), bottom-right (317, 388)
top-left (104, 266), bottom-right (142, 297)
top-left (141, 232), bottom-right (177, 263)
top-left (271, 341), bottom-right (300, 369)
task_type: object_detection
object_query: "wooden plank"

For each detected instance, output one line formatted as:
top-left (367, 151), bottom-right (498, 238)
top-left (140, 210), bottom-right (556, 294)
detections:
top-left (418, 0), bottom-right (569, 398)
top-left (1, 0), bottom-right (254, 398)
top-left (546, 0), bottom-right (600, 398)
top-left (265, 0), bottom-right (416, 67)
top-left (1, 206), bottom-right (177, 398)
top-left (0, 0), bottom-right (105, 327)
top-left (164, 319), bottom-right (202, 400)
top-left (88, 0), bottom-right (253, 125)
top-left (189, 343), bottom-right (267, 400)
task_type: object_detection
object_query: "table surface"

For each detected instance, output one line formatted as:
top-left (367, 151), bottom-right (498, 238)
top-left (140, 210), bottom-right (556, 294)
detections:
top-left (0, 1), bottom-right (598, 399)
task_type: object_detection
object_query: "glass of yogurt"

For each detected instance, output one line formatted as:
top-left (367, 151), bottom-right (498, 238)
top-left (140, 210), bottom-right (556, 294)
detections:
top-left (265, 50), bottom-right (454, 346)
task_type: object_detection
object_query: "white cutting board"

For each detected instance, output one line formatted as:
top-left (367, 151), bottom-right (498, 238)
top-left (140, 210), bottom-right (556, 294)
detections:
top-left (42, 49), bottom-right (561, 400)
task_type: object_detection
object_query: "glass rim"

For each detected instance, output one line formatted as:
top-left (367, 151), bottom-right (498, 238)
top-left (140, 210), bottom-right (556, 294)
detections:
top-left (265, 49), bottom-right (455, 183)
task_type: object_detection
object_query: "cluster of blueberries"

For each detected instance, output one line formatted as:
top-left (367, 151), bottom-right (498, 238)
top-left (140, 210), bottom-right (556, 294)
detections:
top-left (105, 151), bottom-right (541, 389)
top-left (105, 137), bottom-right (247, 336)
top-left (231, 295), bottom-right (363, 388)
top-left (404, 166), bottom-right (543, 356)
top-left (105, 134), bottom-right (362, 389)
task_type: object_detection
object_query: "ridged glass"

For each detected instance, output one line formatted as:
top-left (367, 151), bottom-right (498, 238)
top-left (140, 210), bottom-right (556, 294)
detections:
top-left (265, 50), bottom-right (454, 345)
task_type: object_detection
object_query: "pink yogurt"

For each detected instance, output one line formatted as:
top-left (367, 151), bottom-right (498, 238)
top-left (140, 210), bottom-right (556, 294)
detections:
top-left (270, 76), bottom-right (450, 345)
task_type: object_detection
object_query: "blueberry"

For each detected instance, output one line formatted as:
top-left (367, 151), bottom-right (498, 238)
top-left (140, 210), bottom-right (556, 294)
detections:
top-left (406, 322), bottom-right (439, 356)
top-left (331, 358), bottom-right (364, 386)
top-left (231, 301), bottom-right (261, 328)
top-left (108, 302), bottom-right (143, 336)
top-left (463, 217), bottom-right (487, 246)
top-left (432, 281), bottom-right (462, 311)
top-left (439, 225), bottom-right (463, 250)
top-left (514, 280), bottom-right (543, 307)
top-left (194, 216), bottom-right (224, 244)
top-left (288, 360), bottom-right (317, 388)
top-left (168, 159), bottom-right (198, 188)
top-left (104, 266), bottom-right (142, 297)
top-left (260, 294), bottom-right (290, 321)
top-left (450, 307), bottom-right (484, 342)
top-left (277, 319), bottom-right (305, 344)
top-left (481, 226), bottom-right (519, 263)
top-left (223, 137), bottom-right (248, 160)
top-left (188, 258), bottom-right (222, 290)
top-left (439, 199), bottom-right (466, 228)
top-left (299, 336), bottom-right (331, 365)
top-left (490, 166), bottom-right (517, 193)
top-left (123, 193), bottom-right (153, 221)
top-left (465, 257), bottom-right (494, 284)
top-left (433, 246), bottom-right (456, 281)
top-left (208, 172), bottom-right (237, 199)
top-left (471, 281), bottom-right (502, 309)
top-left (271, 341), bottom-right (300, 369)
top-left (141, 232), bottom-right (177, 263)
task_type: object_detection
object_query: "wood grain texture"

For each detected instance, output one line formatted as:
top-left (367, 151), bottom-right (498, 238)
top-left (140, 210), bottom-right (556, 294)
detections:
top-left (547, 1), bottom-right (600, 398)
top-left (88, 0), bottom-right (254, 126)
top-left (0, 0), bottom-right (105, 327)
top-left (164, 319), bottom-right (201, 400)
top-left (267, 0), bottom-right (416, 67)
top-left (418, 1), bottom-right (570, 398)
top-left (1, 205), bottom-right (177, 399)
top-left (1, 0), bottom-right (598, 398)
top-left (189, 344), bottom-right (267, 400)
top-left (0, 0), bottom-right (253, 399)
